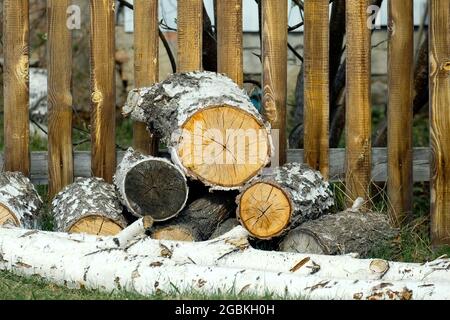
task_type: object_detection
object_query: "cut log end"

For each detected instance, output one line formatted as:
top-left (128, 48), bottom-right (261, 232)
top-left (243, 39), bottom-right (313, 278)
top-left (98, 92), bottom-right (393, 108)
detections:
top-left (178, 105), bottom-right (271, 188)
top-left (238, 182), bottom-right (292, 239)
top-left (124, 159), bottom-right (188, 221)
top-left (68, 215), bottom-right (124, 236)
top-left (278, 230), bottom-right (325, 255)
top-left (0, 204), bottom-right (20, 227)
top-left (152, 227), bottom-right (195, 242)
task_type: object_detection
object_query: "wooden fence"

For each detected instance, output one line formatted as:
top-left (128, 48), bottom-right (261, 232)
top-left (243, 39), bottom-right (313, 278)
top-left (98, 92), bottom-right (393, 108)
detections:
top-left (1, 0), bottom-right (449, 244)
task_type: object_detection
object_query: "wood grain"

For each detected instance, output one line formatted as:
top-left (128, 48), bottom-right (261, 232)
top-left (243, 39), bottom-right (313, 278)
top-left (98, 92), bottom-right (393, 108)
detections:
top-left (304, 0), bottom-right (329, 178)
top-left (217, 0), bottom-right (243, 86)
top-left (345, 0), bottom-right (372, 202)
top-left (3, 0), bottom-right (30, 176)
top-left (177, 0), bottom-right (203, 72)
top-left (90, 0), bottom-right (116, 183)
top-left (47, 0), bottom-right (74, 198)
top-left (387, 0), bottom-right (414, 226)
top-left (133, 0), bottom-right (159, 155)
top-left (429, 0), bottom-right (450, 245)
top-left (262, 0), bottom-right (288, 165)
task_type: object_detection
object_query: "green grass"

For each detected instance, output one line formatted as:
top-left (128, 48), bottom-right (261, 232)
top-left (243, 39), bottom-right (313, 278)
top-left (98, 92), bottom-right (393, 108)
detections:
top-left (0, 271), bottom-right (288, 300)
top-left (331, 181), bottom-right (450, 263)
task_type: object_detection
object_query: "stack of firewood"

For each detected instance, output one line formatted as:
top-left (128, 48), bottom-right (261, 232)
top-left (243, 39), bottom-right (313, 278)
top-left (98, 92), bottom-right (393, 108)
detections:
top-left (0, 72), bottom-right (397, 258)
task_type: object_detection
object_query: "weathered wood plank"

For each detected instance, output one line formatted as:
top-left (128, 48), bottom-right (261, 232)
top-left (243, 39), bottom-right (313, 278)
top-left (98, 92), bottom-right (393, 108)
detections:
top-left (177, 0), bottom-right (203, 72)
top-left (262, 0), bottom-right (288, 165)
top-left (303, 0), bottom-right (329, 178)
top-left (345, 0), bottom-right (372, 202)
top-left (287, 148), bottom-right (430, 183)
top-left (47, 0), bottom-right (74, 198)
top-left (387, 0), bottom-right (414, 226)
top-left (3, 0), bottom-right (30, 176)
top-left (0, 149), bottom-right (430, 185)
top-left (90, 0), bottom-right (116, 183)
top-left (217, 0), bottom-right (243, 86)
top-left (429, 0), bottom-right (450, 245)
top-left (133, 0), bottom-right (159, 155)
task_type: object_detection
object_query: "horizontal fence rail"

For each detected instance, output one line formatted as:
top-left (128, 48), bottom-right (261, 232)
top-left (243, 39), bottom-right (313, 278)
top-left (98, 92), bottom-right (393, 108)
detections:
top-left (0, 148), bottom-right (430, 185)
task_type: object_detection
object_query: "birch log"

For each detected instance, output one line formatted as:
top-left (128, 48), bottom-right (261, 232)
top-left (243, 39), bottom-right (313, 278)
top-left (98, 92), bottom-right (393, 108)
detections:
top-left (279, 210), bottom-right (398, 257)
top-left (123, 71), bottom-right (273, 190)
top-left (0, 172), bottom-right (42, 229)
top-left (1, 226), bottom-right (450, 299)
top-left (114, 148), bottom-right (188, 221)
top-left (151, 193), bottom-right (235, 241)
top-left (236, 163), bottom-right (334, 239)
top-left (52, 177), bottom-right (127, 235)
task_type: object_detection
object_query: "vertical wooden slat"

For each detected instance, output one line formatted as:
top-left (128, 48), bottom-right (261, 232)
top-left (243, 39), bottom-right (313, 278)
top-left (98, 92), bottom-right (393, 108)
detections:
top-left (3, 0), bottom-right (30, 176)
top-left (90, 0), bottom-right (116, 183)
top-left (217, 0), bottom-right (243, 86)
top-left (133, 0), bottom-right (159, 155)
top-left (304, 0), bottom-right (330, 178)
top-left (429, 0), bottom-right (450, 245)
top-left (262, 0), bottom-right (288, 165)
top-left (177, 0), bottom-right (203, 72)
top-left (47, 0), bottom-right (74, 198)
top-left (387, 0), bottom-right (414, 225)
top-left (345, 0), bottom-right (371, 201)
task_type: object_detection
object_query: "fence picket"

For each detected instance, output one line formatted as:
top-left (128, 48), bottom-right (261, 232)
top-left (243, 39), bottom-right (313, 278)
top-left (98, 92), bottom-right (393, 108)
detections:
top-left (90, 0), bottom-right (116, 183)
top-left (387, 0), bottom-right (414, 226)
top-left (304, 0), bottom-right (330, 178)
top-left (262, 0), bottom-right (288, 165)
top-left (177, 0), bottom-right (203, 72)
top-left (429, 0), bottom-right (450, 245)
top-left (133, 0), bottom-right (159, 155)
top-left (345, 0), bottom-right (372, 203)
top-left (217, 0), bottom-right (243, 86)
top-left (3, 0), bottom-right (30, 176)
top-left (47, 0), bottom-right (74, 198)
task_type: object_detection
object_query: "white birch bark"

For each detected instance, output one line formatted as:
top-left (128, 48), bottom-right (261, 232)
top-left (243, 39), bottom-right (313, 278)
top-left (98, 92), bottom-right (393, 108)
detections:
top-left (52, 177), bottom-right (127, 232)
top-left (0, 172), bottom-right (42, 229)
top-left (1, 225), bottom-right (450, 300)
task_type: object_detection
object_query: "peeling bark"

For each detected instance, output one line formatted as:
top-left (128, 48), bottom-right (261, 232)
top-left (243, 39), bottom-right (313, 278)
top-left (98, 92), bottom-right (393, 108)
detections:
top-left (0, 172), bottom-right (42, 229)
top-left (280, 210), bottom-right (398, 257)
top-left (52, 177), bottom-right (127, 234)
top-left (0, 226), bottom-right (449, 300)
top-left (123, 71), bottom-right (273, 190)
top-left (236, 163), bottom-right (334, 239)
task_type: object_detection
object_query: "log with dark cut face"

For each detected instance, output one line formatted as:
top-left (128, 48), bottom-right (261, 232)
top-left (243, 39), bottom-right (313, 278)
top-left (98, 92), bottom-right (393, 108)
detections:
top-left (52, 177), bottom-right (127, 236)
top-left (123, 71), bottom-right (273, 191)
top-left (114, 148), bottom-right (189, 221)
top-left (236, 163), bottom-right (334, 239)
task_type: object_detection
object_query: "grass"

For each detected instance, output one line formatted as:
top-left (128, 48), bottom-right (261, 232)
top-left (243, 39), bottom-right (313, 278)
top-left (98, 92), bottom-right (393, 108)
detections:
top-left (0, 271), bottom-right (289, 300)
top-left (331, 181), bottom-right (450, 263)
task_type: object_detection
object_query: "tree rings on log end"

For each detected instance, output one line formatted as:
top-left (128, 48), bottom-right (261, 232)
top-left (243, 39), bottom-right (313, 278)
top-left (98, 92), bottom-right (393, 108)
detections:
top-left (238, 182), bottom-right (292, 239)
top-left (0, 204), bottom-right (19, 227)
top-left (124, 159), bottom-right (188, 221)
top-left (177, 106), bottom-right (271, 188)
top-left (68, 214), bottom-right (123, 236)
top-left (152, 226), bottom-right (194, 242)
